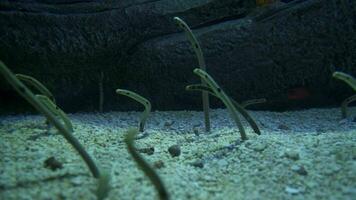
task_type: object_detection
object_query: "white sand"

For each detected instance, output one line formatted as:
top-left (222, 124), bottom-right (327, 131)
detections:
top-left (0, 107), bottom-right (355, 200)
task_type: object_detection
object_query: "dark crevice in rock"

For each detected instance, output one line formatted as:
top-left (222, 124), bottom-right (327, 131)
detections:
top-left (0, 0), bottom-right (163, 15)
top-left (126, 2), bottom-right (298, 57)
top-left (248, 0), bottom-right (317, 22)
top-left (123, 0), bottom-right (162, 10)
top-left (192, 12), bottom-right (248, 29)
top-left (36, 0), bottom-right (99, 4)
top-left (126, 14), bottom-right (253, 57)
top-left (0, 4), bottom-right (120, 15)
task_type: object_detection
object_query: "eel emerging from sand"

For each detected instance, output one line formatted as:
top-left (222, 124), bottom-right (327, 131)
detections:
top-left (333, 72), bottom-right (356, 91)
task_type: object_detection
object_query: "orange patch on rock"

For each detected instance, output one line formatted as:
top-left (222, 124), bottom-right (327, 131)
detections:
top-left (256, 0), bottom-right (277, 6)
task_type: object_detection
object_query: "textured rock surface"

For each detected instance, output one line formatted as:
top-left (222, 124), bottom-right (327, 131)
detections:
top-left (0, 0), bottom-right (355, 113)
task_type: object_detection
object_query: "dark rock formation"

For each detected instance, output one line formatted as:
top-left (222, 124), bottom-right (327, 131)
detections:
top-left (0, 0), bottom-right (355, 113)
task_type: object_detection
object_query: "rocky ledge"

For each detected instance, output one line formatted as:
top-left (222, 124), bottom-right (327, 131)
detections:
top-left (0, 0), bottom-right (355, 113)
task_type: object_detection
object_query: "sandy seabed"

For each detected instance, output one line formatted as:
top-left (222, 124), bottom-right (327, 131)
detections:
top-left (0, 107), bottom-right (355, 200)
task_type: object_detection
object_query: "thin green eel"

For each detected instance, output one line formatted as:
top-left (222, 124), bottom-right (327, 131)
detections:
top-left (125, 128), bottom-right (169, 200)
top-left (36, 94), bottom-right (73, 132)
top-left (116, 89), bottom-right (151, 132)
top-left (340, 94), bottom-right (356, 118)
top-left (192, 68), bottom-right (248, 140)
top-left (0, 60), bottom-right (100, 178)
top-left (16, 74), bottom-right (56, 103)
top-left (186, 84), bottom-right (262, 135)
top-left (333, 71), bottom-right (356, 91)
top-left (174, 16), bottom-right (211, 132)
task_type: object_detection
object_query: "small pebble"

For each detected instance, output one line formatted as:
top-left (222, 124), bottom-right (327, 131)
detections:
top-left (164, 120), bottom-right (175, 128)
top-left (71, 177), bottom-right (83, 186)
top-left (168, 145), bottom-right (181, 157)
top-left (44, 157), bottom-right (63, 171)
top-left (138, 147), bottom-right (155, 155)
top-left (153, 160), bottom-right (165, 169)
top-left (285, 186), bottom-right (300, 195)
top-left (285, 150), bottom-right (300, 160)
top-left (291, 164), bottom-right (308, 176)
top-left (184, 135), bottom-right (195, 143)
top-left (191, 160), bottom-right (204, 168)
top-left (251, 143), bottom-right (267, 152)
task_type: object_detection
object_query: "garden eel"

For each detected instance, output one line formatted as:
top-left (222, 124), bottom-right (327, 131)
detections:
top-left (16, 74), bottom-right (56, 126)
top-left (116, 89), bottom-right (151, 132)
top-left (0, 60), bottom-right (100, 178)
top-left (186, 84), bottom-right (262, 135)
top-left (125, 128), bottom-right (169, 200)
top-left (16, 73), bottom-right (56, 103)
top-left (95, 171), bottom-right (111, 200)
top-left (36, 94), bottom-right (73, 132)
top-left (186, 84), bottom-right (266, 108)
top-left (192, 68), bottom-right (248, 140)
top-left (174, 16), bottom-right (211, 132)
top-left (333, 71), bottom-right (356, 118)
top-left (333, 71), bottom-right (356, 91)
top-left (340, 94), bottom-right (356, 118)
